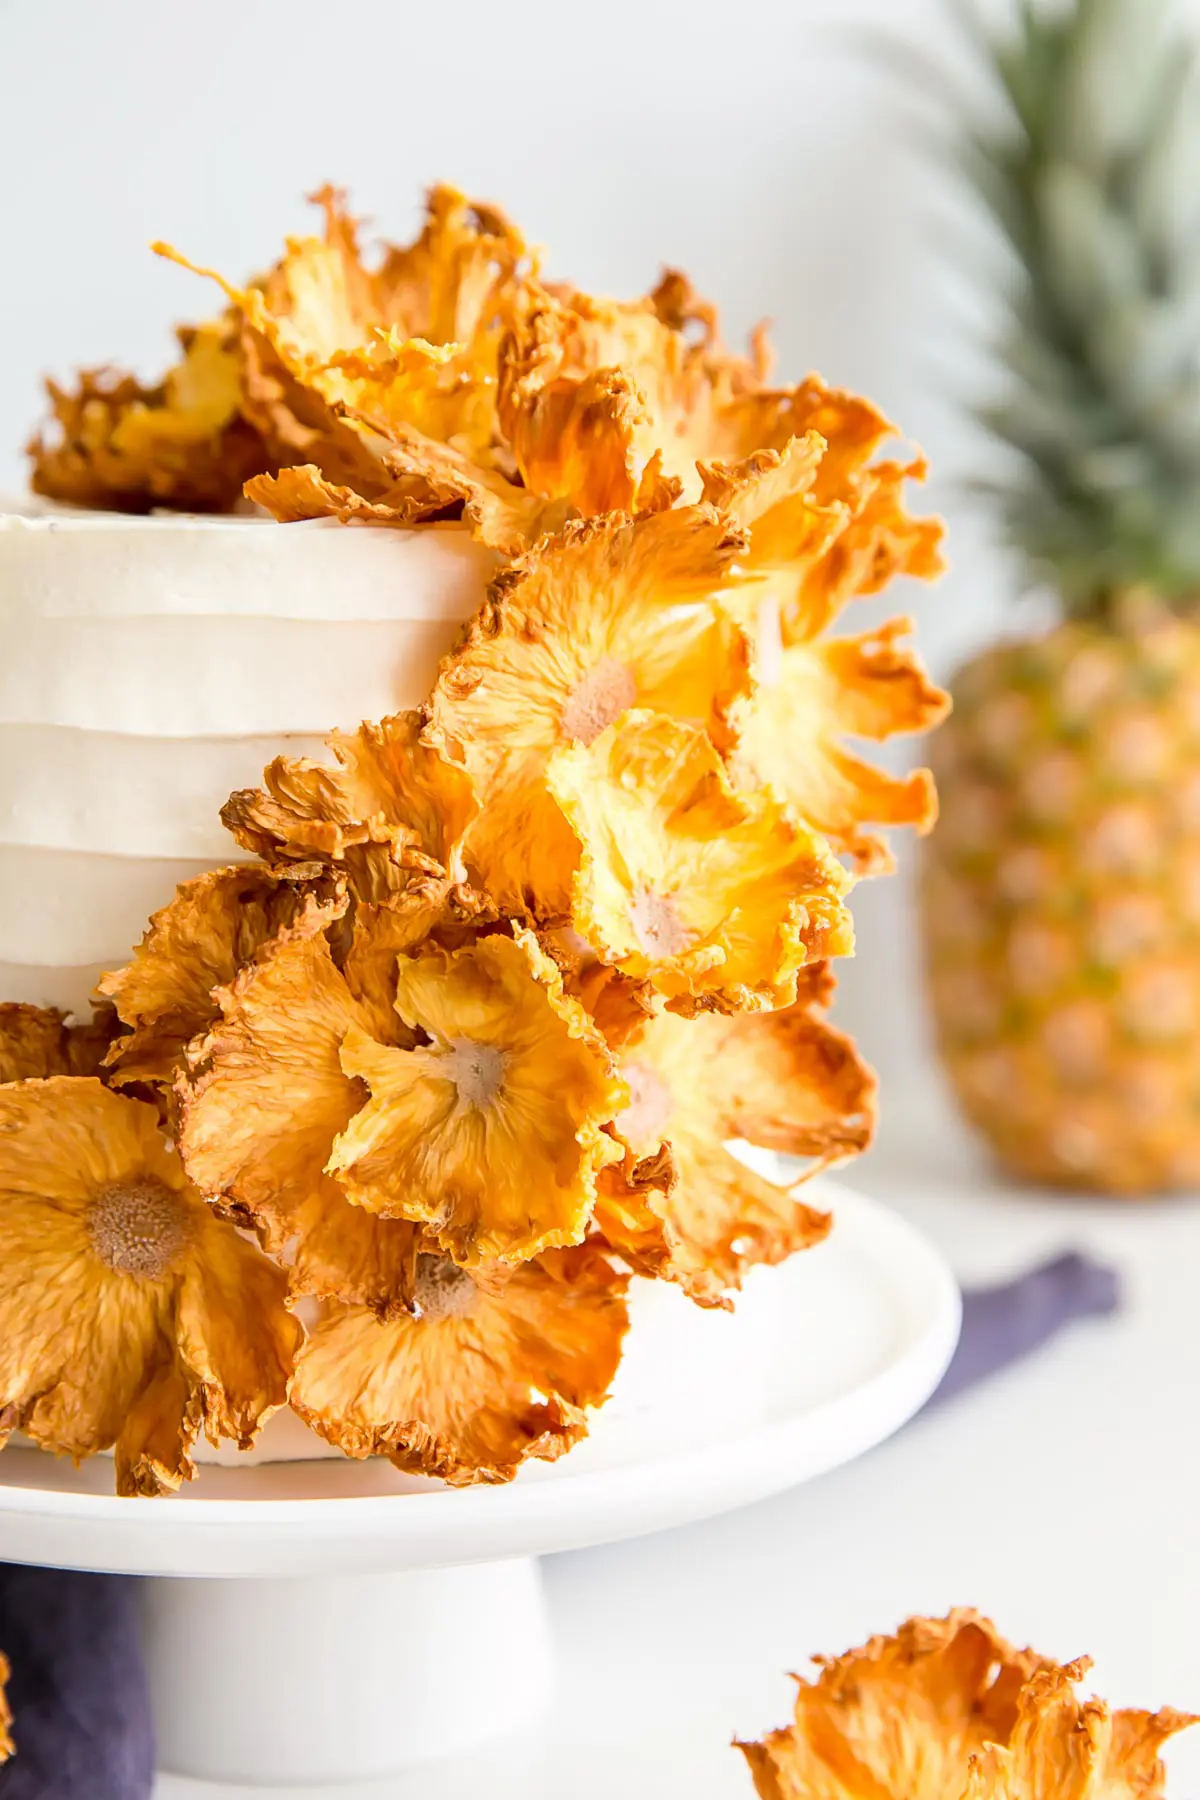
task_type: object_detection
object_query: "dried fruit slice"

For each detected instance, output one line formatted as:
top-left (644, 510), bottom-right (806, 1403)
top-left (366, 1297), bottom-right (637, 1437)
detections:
top-left (0, 1079), bottom-right (298, 1496)
top-left (703, 443), bottom-right (948, 872)
top-left (602, 979), bottom-right (871, 1301)
top-left (222, 712), bottom-right (478, 900)
top-left (427, 507), bottom-right (752, 914)
top-left (27, 318), bottom-right (268, 514)
top-left (548, 712), bottom-right (855, 1013)
top-left (291, 1246), bottom-right (629, 1484)
top-left (734, 616), bottom-right (950, 874)
top-left (329, 930), bottom-right (625, 1266)
top-left (178, 908), bottom-right (424, 1315)
top-left (99, 867), bottom-right (339, 1088)
top-left (0, 1004), bottom-right (116, 1084)
top-left (163, 184), bottom-right (531, 526)
top-left (739, 1610), bottom-right (1195, 1800)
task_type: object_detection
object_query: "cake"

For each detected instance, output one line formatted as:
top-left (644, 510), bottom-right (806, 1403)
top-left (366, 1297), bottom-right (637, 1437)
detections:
top-left (0, 185), bottom-right (945, 1494)
top-left (0, 504), bottom-right (496, 1014)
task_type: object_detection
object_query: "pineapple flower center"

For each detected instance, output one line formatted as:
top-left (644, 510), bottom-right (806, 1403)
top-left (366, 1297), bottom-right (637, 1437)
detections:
top-left (561, 658), bottom-right (637, 746)
top-left (615, 1060), bottom-right (673, 1149)
top-left (88, 1176), bottom-right (191, 1278)
top-left (411, 1254), bottom-right (479, 1323)
top-left (443, 1038), bottom-right (508, 1111)
top-left (630, 888), bottom-right (694, 959)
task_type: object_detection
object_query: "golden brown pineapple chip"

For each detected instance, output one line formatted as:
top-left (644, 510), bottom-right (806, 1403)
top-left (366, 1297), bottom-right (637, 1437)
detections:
top-left (99, 866), bottom-right (340, 1089)
top-left (426, 506), bottom-right (752, 914)
top-left (222, 711), bottom-right (478, 900)
top-left (0, 1003), bottom-right (117, 1084)
top-left (28, 318), bottom-right (268, 514)
top-left (548, 711), bottom-right (855, 1014)
top-left (0, 1079), bottom-right (298, 1496)
top-left (290, 1245), bottom-right (629, 1484)
top-left (328, 929), bottom-right (625, 1267)
top-left (734, 614), bottom-right (950, 875)
top-left (178, 905), bottom-right (427, 1316)
top-left (703, 443), bottom-right (948, 873)
top-left (740, 1611), bottom-right (1195, 1800)
top-left (601, 971), bottom-right (871, 1303)
top-left (164, 184), bottom-right (534, 532)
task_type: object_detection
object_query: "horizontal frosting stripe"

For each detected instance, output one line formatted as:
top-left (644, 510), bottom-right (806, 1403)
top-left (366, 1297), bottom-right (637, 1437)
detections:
top-left (0, 506), bottom-right (498, 622)
top-left (0, 962), bottom-right (110, 1016)
top-left (0, 725), bottom-right (329, 859)
top-left (0, 615), bottom-right (468, 736)
top-left (0, 845), bottom-right (230, 968)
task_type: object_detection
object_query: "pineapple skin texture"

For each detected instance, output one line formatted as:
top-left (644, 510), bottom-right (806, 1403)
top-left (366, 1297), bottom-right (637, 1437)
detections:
top-left (920, 620), bottom-right (1200, 1196)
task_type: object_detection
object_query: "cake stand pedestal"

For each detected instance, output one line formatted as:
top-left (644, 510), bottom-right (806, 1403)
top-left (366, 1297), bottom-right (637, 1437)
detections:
top-left (0, 1185), bottom-right (960, 1792)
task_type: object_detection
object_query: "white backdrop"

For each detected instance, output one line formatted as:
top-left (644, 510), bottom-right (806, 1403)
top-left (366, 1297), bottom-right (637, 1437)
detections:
top-left (0, 0), bottom-right (1155, 1109)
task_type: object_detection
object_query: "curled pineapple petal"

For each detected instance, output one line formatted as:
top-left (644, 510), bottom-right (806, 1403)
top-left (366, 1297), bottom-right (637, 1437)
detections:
top-left (28, 318), bottom-right (267, 514)
top-left (329, 930), bottom-right (625, 1267)
top-left (162, 184), bottom-right (529, 521)
top-left (222, 711), bottom-right (478, 898)
top-left (792, 456), bottom-right (948, 641)
top-left (178, 909), bottom-right (424, 1314)
top-left (740, 1611), bottom-right (1195, 1800)
top-left (548, 711), bottom-right (854, 1013)
top-left (966, 1665), bottom-right (1196, 1800)
top-left (291, 1245), bottom-right (629, 1484)
top-left (498, 297), bottom-right (681, 515)
top-left (99, 868), bottom-right (341, 1088)
top-left (607, 987), bottom-right (871, 1301)
top-left (699, 435), bottom-right (851, 629)
top-left (0, 1080), bottom-right (298, 1495)
top-left (0, 1003), bottom-right (116, 1084)
top-left (427, 508), bottom-right (752, 914)
top-left (734, 619), bottom-right (949, 875)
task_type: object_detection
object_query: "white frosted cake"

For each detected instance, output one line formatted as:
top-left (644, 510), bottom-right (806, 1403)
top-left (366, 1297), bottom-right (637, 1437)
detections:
top-left (0, 503), bottom-right (497, 1013)
top-left (1, 499), bottom-right (784, 1470)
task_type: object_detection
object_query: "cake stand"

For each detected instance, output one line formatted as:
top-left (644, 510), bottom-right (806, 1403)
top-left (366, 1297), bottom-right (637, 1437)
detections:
top-left (0, 1183), bottom-right (959, 1793)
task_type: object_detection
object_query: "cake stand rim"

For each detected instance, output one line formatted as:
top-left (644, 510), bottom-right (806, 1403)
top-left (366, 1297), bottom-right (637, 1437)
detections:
top-left (0, 1184), bottom-right (961, 1576)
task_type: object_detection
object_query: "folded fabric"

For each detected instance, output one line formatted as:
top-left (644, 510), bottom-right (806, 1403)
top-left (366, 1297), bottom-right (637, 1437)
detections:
top-left (927, 1250), bottom-right (1121, 1409)
top-left (0, 1566), bottom-right (153, 1799)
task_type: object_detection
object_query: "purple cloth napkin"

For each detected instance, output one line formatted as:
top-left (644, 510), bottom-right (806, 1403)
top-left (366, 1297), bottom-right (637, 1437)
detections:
top-left (0, 1567), bottom-right (153, 1798)
top-left (0, 1251), bottom-right (1119, 1793)
top-left (926, 1250), bottom-right (1121, 1409)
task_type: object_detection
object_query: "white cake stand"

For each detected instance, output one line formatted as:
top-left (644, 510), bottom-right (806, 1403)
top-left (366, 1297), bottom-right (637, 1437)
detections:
top-left (0, 1183), bottom-right (959, 1793)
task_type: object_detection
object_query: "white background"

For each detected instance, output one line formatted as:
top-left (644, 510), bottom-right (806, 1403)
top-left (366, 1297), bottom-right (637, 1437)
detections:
top-left (0, 0), bottom-right (1032, 1105)
top-left (4, 12), bottom-right (1200, 1794)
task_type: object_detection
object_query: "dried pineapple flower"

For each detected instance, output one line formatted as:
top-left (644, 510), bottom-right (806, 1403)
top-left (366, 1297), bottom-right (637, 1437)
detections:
top-left (178, 904), bottom-right (427, 1316)
top-left (328, 929), bottom-right (626, 1267)
top-left (740, 1610), bottom-right (1195, 1800)
top-left (548, 711), bottom-right (855, 1014)
top-left (426, 506), bottom-right (753, 914)
top-left (0, 1079), bottom-right (299, 1496)
top-left (600, 969), bottom-right (871, 1301)
top-left (27, 317), bottom-right (268, 513)
top-left (734, 613), bottom-right (951, 875)
top-left (703, 443), bottom-right (949, 872)
top-left (99, 866), bottom-right (341, 1089)
top-left (291, 1245), bottom-right (629, 1484)
top-left (499, 279), bottom-right (900, 507)
top-left (0, 1003), bottom-right (117, 1084)
top-left (162, 184), bottom-right (534, 531)
top-left (221, 710), bottom-right (478, 900)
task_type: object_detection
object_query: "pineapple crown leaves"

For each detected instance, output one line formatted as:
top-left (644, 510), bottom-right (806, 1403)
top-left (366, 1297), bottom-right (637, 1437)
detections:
top-left (943, 0), bottom-right (1200, 617)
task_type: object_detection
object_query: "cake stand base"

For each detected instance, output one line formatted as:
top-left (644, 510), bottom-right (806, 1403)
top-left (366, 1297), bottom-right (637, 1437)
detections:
top-left (142, 1557), bottom-right (552, 1788)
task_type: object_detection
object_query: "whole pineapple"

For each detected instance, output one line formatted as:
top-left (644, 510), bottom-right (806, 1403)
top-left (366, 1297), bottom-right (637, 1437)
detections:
top-left (921, 0), bottom-right (1200, 1193)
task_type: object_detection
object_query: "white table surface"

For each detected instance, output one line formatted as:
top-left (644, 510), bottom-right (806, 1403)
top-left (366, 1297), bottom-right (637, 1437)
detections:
top-left (160, 1079), bottom-right (1200, 1798)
